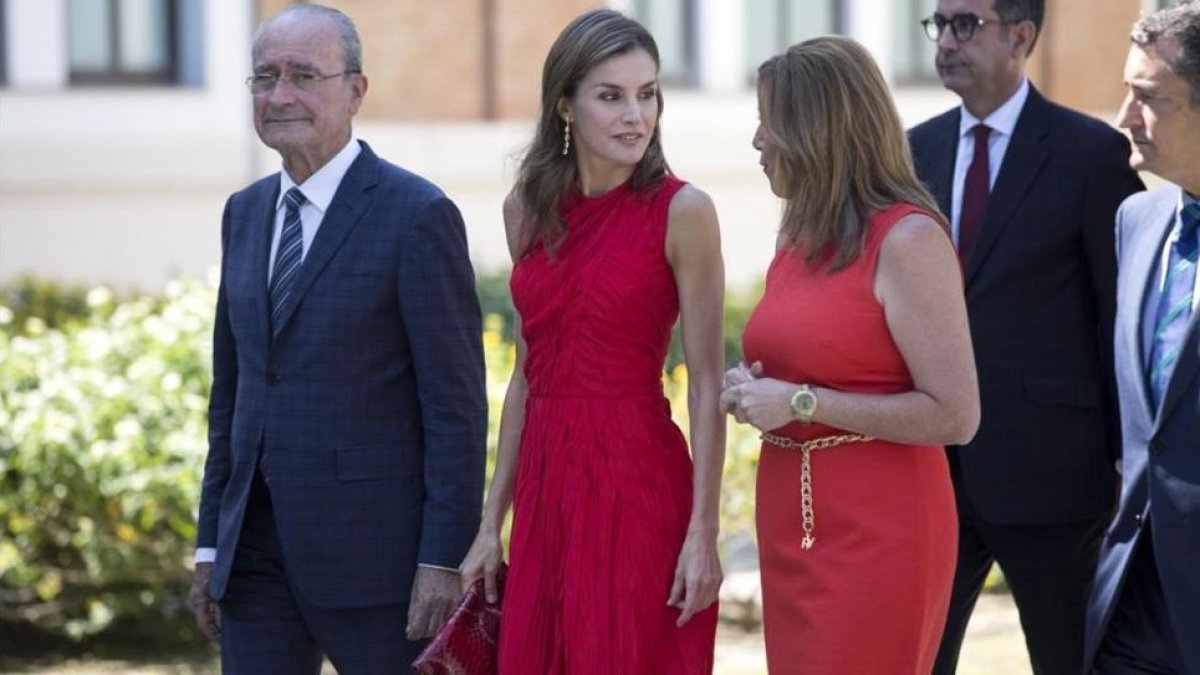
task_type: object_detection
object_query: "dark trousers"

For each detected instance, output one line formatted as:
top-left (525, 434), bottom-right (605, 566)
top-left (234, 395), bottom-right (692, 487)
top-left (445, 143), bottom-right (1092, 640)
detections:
top-left (1092, 527), bottom-right (1187, 675)
top-left (934, 459), bottom-right (1108, 675)
top-left (219, 471), bottom-right (426, 674)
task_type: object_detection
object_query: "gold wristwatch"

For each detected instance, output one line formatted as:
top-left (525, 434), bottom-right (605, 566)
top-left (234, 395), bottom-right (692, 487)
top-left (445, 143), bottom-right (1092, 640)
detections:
top-left (790, 385), bottom-right (818, 425)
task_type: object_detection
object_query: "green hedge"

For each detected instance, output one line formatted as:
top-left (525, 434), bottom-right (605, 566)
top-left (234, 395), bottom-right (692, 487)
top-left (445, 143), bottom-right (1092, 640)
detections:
top-left (0, 277), bottom-right (215, 653)
top-left (0, 272), bottom-right (764, 654)
top-left (0, 271), bottom-right (1009, 657)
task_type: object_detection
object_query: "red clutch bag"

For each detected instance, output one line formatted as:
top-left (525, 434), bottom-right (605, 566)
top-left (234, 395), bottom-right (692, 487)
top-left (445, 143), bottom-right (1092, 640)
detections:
top-left (412, 564), bottom-right (507, 675)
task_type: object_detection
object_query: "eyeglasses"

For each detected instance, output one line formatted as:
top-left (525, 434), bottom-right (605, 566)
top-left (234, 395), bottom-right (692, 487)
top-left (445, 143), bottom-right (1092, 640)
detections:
top-left (245, 70), bottom-right (360, 96)
top-left (920, 13), bottom-right (1008, 42)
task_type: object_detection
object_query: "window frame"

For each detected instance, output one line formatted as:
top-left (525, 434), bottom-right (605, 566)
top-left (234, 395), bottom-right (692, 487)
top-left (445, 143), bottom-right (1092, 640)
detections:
top-left (68, 0), bottom-right (180, 86)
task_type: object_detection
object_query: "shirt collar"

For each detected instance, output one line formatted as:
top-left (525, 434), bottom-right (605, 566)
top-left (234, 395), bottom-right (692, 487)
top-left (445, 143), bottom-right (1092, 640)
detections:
top-left (959, 78), bottom-right (1030, 138)
top-left (277, 137), bottom-right (363, 213)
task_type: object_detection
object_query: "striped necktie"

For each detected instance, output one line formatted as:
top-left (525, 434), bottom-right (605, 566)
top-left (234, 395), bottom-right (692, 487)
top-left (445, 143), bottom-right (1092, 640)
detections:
top-left (269, 187), bottom-right (306, 338)
top-left (1148, 201), bottom-right (1200, 410)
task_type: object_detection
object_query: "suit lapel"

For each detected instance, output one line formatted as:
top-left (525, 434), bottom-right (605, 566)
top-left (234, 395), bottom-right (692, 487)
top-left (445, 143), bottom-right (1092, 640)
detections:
top-left (1158, 312), bottom-right (1200, 427)
top-left (251, 182), bottom-right (280, 353)
top-left (1121, 191), bottom-right (1177, 427)
top-left (270, 143), bottom-right (381, 342)
top-left (965, 89), bottom-right (1051, 286)
top-left (928, 111), bottom-right (959, 223)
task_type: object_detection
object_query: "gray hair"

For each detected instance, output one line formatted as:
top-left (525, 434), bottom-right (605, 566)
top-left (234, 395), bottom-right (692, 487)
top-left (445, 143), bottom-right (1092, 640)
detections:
top-left (1132, 0), bottom-right (1200, 104)
top-left (252, 4), bottom-right (363, 73)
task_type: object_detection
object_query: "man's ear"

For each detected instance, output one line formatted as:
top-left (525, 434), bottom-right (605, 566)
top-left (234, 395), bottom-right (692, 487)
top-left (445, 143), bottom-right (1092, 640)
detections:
top-left (349, 73), bottom-right (369, 115)
top-left (1012, 20), bottom-right (1038, 58)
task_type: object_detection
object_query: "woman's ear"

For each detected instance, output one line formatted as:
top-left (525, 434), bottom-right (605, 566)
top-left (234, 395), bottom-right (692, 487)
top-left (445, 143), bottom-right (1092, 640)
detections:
top-left (557, 97), bottom-right (572, 124)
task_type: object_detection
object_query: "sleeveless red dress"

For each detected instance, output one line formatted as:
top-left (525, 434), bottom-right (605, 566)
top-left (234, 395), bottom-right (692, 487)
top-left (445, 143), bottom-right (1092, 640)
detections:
top-left (742, 203), bottom-right (958, 673)
top-left (498, 175), bottom-right (718, 674)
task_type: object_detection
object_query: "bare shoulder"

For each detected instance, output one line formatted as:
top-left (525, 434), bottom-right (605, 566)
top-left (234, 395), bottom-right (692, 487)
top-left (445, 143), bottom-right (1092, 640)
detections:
top-left (665, 183), bottom-right (721, 266)
top-left (668, 183), bottom-right (717, 224)
top-left (666, 184), bottom-right (719, 243)
top-left (880, 212), bottom-right (953, 261)
top-left (874, 211), bottom-right (958, 303)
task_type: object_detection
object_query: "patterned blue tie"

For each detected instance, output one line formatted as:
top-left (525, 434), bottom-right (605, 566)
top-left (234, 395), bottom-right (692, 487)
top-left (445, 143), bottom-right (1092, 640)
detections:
top-left (269, 187), bottom-right (306, 338)
top-left (1148, 201), bottom-right (1200, 410)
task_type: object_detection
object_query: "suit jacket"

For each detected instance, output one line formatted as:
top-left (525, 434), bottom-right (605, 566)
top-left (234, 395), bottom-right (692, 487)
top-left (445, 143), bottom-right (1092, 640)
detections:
top-left (909, 86), bottom-right (1144, 524)
top-left (1084, 186), bottom-right (1200, 671)
top-left (196, 141), bottom-right (487, 608)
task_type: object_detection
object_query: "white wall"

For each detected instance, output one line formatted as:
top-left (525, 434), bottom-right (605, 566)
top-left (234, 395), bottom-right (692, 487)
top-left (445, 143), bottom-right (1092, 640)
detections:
top-left (6, 0), bottom-right (68, 88)
top-left (0, 0), bottom-right (258, 289)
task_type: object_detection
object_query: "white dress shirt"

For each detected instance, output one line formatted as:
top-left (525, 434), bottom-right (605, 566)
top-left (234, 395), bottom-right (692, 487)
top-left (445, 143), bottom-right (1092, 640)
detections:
top-left (267, 138), bottom-right (363, 282)
top-left (951, 78), bottom-right (1031, 245)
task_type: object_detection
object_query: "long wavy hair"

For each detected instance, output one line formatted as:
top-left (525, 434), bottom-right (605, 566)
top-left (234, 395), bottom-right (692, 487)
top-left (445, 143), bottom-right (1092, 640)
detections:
top-left (757, 36), bottom-right (943, 271)
top-left (515, 9), bottom-right (669, 256)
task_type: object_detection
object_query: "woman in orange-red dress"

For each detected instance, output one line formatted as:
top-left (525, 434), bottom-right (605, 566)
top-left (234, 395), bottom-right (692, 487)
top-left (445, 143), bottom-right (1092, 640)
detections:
top-left (459, 10), bottom-right (725, 674)
top-left (721, 37), bottom-right (981, 674)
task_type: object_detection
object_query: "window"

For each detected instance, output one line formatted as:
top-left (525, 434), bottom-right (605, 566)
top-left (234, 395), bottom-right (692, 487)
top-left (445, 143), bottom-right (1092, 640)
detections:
top-left (0, 0), bottom-right (7, 86)
top-left (68, 0), bottom-right (178, 85)
top-left (893, 0), bottom-right (939, 83)
top-left (745, 0), bottom-right (838, 84)
top-left (630, 0), bottom-right (698, 86)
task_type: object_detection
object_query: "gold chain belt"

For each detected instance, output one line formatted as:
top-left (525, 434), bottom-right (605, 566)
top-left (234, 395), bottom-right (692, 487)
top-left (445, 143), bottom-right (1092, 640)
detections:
top-left (759, 432), bottom-right (874, 550)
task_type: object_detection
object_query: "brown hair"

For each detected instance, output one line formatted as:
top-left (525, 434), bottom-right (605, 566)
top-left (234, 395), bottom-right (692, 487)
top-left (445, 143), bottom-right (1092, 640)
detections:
top-left (515, 9), bottom-right (669, 255)
top-left (757, 36), bottom-right (943, 271)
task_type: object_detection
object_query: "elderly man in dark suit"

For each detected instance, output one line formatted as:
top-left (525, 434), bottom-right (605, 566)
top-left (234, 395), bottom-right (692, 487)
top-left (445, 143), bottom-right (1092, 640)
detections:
top-left (1085, 4), bottom-right (1200, 672)
top-left (186, 5), bottom-right (486, 672)
top-left (908, 0), bottom-right (1144, 672)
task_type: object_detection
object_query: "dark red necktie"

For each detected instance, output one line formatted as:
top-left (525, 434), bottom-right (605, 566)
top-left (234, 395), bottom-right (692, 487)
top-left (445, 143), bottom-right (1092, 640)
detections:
top-left (958, 124), bottom-right (992, 268)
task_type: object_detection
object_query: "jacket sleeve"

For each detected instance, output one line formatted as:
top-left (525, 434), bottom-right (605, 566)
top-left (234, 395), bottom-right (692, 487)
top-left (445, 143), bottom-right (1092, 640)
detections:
top-left (196, 197), bottom-right (239, 549)
top-left (397, 195), bottom-right (487, 569)
top-left (1082, 131), bottom-right (1145, 466)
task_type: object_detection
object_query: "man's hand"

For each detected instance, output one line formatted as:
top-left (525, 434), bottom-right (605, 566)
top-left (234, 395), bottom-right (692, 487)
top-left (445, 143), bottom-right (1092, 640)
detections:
top-left (189, 562), bottom-right (221, 642)
top-left (407, 567), bottom-right (462, 640)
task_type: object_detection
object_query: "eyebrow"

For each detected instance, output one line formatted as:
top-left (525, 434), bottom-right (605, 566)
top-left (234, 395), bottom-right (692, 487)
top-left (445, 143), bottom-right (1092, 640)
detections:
top-left (591, 80), bottom-right (658, 90)
top-left (255, 60), bottom-right (321, 73)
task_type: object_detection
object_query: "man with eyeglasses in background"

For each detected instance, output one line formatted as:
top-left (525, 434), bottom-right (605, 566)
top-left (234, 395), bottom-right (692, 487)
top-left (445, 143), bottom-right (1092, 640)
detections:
top-left (908, 1), bottom-right (1144, 672)
top-left (187, 4), bottom-right (486, 672)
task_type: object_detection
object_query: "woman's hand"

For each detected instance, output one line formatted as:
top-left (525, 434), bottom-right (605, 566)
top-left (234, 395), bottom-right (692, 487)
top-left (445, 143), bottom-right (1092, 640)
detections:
top-left (722, 360), bottom-right (763, 391)
top-left (721, 372), bottom-right (799, 432)
top-left (667, 529), bottom-right (723, 627)
top-left (458, 527), bottom-right (505, 603)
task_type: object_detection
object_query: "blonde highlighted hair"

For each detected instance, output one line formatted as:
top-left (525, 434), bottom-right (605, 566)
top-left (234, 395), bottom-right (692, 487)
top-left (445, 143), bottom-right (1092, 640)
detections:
top-left (757, 36), bottom-right (943, 271)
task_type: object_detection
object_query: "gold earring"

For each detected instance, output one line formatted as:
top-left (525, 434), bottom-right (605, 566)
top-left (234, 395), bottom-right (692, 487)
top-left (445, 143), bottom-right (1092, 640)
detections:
top-left (561, 118), bottom-right (571, 156)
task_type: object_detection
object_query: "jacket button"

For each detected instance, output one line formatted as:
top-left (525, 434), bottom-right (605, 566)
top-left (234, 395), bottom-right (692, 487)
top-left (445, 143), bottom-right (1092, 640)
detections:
top-left (267, 371), bottom-right (281, 385)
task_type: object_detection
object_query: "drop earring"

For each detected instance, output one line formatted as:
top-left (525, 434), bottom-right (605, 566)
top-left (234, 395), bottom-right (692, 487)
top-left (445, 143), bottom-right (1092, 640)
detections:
top-left (561, 118), bottom-right (571, 156)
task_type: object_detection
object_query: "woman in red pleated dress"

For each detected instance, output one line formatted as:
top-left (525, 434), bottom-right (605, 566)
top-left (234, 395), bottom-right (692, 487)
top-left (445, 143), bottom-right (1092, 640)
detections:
top-left (720, 37), bottom-right (981, 674)
top-left (458, 9), bottom-right (726, 674)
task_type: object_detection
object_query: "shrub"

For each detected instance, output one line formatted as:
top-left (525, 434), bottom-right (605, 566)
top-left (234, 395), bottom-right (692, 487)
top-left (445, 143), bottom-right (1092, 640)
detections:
top-left (0, 277), bottom-right (215, 649)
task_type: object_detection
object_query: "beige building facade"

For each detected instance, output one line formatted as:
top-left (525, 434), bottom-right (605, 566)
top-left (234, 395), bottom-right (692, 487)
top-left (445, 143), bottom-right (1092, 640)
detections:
top-left (0, 0), bottom-right (1178, 289)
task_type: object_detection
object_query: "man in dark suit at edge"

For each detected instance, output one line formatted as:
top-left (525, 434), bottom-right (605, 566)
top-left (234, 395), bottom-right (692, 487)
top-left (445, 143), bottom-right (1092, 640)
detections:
top-left (908, 0), bottom-right (1144, 672)
top-left (187, 5), bottom-right (487, 672)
